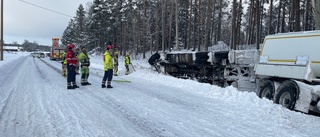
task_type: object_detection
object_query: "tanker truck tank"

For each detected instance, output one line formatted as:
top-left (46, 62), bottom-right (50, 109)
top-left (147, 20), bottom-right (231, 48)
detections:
top-left (255, 31), bottom-right (320, 82)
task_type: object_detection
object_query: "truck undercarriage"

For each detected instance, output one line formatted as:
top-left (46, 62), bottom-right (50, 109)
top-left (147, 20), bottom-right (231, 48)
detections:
top-left (150, 48), bottom-right (320, 115)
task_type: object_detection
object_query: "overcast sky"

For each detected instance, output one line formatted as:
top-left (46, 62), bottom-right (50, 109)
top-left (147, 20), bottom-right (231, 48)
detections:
top-left (4, 0), bottom-right (91, 46)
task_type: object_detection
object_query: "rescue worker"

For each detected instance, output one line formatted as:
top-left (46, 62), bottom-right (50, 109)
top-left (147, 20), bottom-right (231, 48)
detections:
top-left (102, 45), bottom-right (114, 88)
top-left (78, 47), bottom-right (91, 86)
top-left (124, 52), bottom-right (131, 75)
top-left (74, 48), bottom-right (80, 75)
top-left (113, 51), bottom-right (119, 76)
top-left (66, 43), bottom-right (79, 89)
top-left (148, 52), bottom-right (161, 73)
top-left (60, 49), bottom-right (67, 77)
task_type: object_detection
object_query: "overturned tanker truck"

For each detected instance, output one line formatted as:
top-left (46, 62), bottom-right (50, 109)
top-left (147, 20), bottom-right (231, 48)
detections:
top-left (149, 31), bottom-right (320, 114)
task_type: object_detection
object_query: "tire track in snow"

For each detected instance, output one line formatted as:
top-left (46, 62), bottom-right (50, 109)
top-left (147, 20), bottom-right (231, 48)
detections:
top-left (116, 77), bottom-right (235, 136)
top-left (38, 59), bottom-right (166, 136)
top-left (35, 58), bottom-right (224, 136)
top-left (32, 59), bottom-right (86, 136)
top-left (0, 89), bottom-right (15, 134)
top-left (0, 56), bottom-right (25, 88)
top-left (0, 57), bottom-right (26, 122)
top-left (126, 81), bottom-right (201, 110)
top-left (38, 58), bottom-right (62, 74)
top-left (32, 59), bottom-right (63, 134)
top-left (30, 58), bottom-right (100, 136)
top-left (1, 58), bottom-right (67, 136)
top-left (83, 90), bottom-right (167, 137)
top-left (0, 57), bottom-right (39, 135)
top-left (36, 58), bottom-right (227, 136)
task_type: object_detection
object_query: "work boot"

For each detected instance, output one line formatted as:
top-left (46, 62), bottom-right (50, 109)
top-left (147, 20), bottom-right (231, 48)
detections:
top-left (102, 84), bottom-right (106, 88)
top-left (73, 85), bottom-right (79, 88)
top-left (107, 85), bottom-right (113, 88)
top-left (67, 86), bottom-right (75, 89)
top-left (85, 82), bottom-right (91, 85)
top-left (81, 83), bottom-right (86, 86)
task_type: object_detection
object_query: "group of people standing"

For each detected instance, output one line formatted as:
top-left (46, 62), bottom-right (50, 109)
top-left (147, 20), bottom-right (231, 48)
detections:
top-left (61, 44), bottom-right (131, 90)
top-left (61, 44), bottom-right (91, 89)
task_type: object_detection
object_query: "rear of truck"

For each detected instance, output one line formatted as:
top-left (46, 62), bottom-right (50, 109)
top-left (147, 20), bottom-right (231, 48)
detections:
top-left (255, 31), bottom-right (320, 114)
top-left (50, 38), bottom-right (64, 60)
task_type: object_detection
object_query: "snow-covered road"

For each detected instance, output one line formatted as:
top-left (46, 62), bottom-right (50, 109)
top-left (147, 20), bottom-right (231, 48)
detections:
top-left (0, 52), bottom-right (320, 137)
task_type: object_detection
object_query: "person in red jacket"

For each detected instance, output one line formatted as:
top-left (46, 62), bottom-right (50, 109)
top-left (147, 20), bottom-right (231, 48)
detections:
top-left (66, 43), bottom-right (79, 89)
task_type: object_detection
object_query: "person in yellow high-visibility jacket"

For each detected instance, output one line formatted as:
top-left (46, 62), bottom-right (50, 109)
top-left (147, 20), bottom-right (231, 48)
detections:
top-left (101, 45), bottom-right (114, 88)
top-left (113, 51), bottom-right (119, 76)
top-left (60, 50), bottom-right (67, 77)
top-left (78, 47), bottom-right (91, 86)
top-left (74, 48), bottom-right (80, 75)
top-left (124, 52), bottom-right (131, 75)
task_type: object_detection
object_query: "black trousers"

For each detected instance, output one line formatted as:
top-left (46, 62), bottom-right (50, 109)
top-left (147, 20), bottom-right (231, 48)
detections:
top-left (67, 64), bottom-right (76, 84)
top-left (103, 69), bottom-right (113, 82)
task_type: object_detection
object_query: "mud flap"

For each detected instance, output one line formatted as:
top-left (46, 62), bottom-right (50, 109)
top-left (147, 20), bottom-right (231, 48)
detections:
top-left (294, 81), bottom-right (312, 113)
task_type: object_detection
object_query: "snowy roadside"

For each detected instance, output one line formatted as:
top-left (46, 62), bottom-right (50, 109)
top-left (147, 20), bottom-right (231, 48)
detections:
top-left (0, 52), bottom-right (319, 137)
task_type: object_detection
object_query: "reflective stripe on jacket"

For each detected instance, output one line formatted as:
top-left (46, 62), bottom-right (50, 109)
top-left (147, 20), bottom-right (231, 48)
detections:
top-left (78, 52), bottom-right (90, 66)
top-left (114, 56), bottom-right (119, 66)
top-left (66, 50), bottom-right (77, 65)
top-left (60, 52), bottom-right (67, 64)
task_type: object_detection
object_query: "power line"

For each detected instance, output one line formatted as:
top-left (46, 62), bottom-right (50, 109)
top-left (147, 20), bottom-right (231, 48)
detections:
top-left (18, 0), bottom-right (73, 18)
top-left (1, 0), bottom-right (3, 61)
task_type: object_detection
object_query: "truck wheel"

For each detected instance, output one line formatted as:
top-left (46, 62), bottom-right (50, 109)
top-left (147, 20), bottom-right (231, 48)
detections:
top-left (258, 79), bottom-right (274, 100)
top-left (275, 80), bottom-right (299, 110)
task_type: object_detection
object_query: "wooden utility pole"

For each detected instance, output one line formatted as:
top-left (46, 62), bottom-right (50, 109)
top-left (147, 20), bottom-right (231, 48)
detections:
top-left (0, 0), bottom-right (3, 61)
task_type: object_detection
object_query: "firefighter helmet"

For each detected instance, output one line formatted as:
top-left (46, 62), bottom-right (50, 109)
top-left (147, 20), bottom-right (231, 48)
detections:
top-left (107, 45), bottom-right (113, 50)
top-left (67, 44), bottom-right (75, 49)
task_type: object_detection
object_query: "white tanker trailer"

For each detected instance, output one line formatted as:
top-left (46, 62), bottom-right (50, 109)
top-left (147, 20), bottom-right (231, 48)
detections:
top-left (152, 31), bottom-right (320, 114)
top-left (255, 31), bottom-right (320, 114)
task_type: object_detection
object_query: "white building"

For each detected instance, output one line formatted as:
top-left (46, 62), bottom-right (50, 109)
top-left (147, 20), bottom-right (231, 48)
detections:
top-left (3, 45), bottom-right (23, 52)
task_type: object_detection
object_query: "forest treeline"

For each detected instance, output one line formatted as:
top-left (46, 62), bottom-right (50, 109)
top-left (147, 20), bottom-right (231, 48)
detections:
top-left (5, 40), bottom-right (50, 52)
top-left (61, 0), bottom-right (320, 58)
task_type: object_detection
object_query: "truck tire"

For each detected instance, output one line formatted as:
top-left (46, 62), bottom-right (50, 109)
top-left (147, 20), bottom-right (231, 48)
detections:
top-left (258, 79), bottom-right (275, 100)
top-left (275, 80), bottom-right (299, 110)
